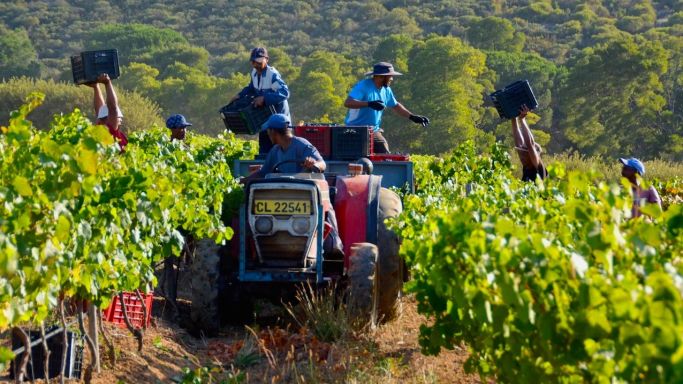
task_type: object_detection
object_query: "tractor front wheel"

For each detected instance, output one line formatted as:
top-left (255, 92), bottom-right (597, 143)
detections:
top-left (376, 187), bottom-right (403, 322)
top-left (347, 242), bottom-right (379, 327)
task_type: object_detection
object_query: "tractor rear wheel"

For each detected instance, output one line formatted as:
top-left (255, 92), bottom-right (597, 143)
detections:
top-left (189, 238), bottom-right (222, 336)
top-left (347, 243), bottom-right (379, 327)
top-left (376, 187), bottom-right (403, 322)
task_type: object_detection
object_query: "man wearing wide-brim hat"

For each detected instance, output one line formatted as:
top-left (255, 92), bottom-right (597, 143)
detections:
top-left (344, 62), bottom-right (429, 153)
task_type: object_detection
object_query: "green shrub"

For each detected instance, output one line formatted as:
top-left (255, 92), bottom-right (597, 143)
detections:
top-left (0, 77), bottom-right (163, 132)
top-left (396, 142), bottom-right (683, 383)
top-left (546, 152), bottom-right (683, 182)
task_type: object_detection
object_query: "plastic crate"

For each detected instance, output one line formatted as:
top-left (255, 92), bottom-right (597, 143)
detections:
top-left (489, 80), bottom-right (538, 119)
top-left (295, 125), bottom-right (332, 159)
top-left (102, 291), bottom-right (153, 329)
top-left (70, 49), bottom-right (120, 85)
top-left (368, 154), bottom-right (410, 162)
top-left (10, 327), bottom-right (83, 380)
top-left (331, 126), bottom-right (372, 160)
top-left (219, 98), bottom-right (276, 135)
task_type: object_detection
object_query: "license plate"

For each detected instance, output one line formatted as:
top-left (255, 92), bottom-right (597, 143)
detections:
top-left (253, 200), bottom-right (311, 215)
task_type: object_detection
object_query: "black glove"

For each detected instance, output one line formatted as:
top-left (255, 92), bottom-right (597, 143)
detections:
top-left (409, 114), bottom-right (430, 127)
top-left (367, 100), bottom-right (385, 111)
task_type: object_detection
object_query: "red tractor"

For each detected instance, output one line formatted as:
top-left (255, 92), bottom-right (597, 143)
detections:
top-left (189, 157), bottom-right (412, 336)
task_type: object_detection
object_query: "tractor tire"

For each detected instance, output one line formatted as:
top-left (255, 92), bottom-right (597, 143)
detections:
top-left (347, 243), bottom-right (379, 327)
top-left (376, 187), bottom-right (403, 322)
top-left (189, 238), bottom-right (222, 336)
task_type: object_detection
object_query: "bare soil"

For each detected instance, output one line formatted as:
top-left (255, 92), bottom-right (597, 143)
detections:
top-left (3, 296), bottom-right (481, 384)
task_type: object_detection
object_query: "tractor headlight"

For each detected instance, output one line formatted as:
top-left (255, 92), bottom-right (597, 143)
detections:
top-left (255, 217), bottom-right (273, 234)
top-left (292, 217), bottom-right (311, 234)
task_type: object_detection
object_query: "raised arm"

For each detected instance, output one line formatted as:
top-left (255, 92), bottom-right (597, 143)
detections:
top-left (99, 74), bottom-right (120, 130)
top-left (511, 117), bottom-right (525, 149)
top-left (518, 105), bottom-right (541, 168)
top-left (90, 83), bottom-right (105, 116)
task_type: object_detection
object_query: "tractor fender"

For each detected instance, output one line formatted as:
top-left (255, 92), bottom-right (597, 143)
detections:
top-left (334, 174), bottom-right (382, 270)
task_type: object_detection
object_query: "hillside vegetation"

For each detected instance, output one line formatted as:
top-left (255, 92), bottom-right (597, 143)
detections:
top-left (0, 0), bottom-right (681, 159)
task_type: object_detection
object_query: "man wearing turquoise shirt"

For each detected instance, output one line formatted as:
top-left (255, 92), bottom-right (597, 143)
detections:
top-left (344, 62), bottom-right (429, 153)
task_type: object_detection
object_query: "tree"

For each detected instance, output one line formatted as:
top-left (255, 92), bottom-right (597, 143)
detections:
top-left (290, 71), bottom-right (344, 123)
top-left (390, 36), bottom-right (490, 154)
top-left (138, 44), bottom-right (211, 75)
top-left (290, 50), bottom-right (355, 123)
top-left (0, 26), bottom-right (41, 79)
top-left (154, 63), bottom-right (247, 135)
top-left (0, 78), bottom-right (162, 132)
top-left (466, 17), bottom-right (525, 52)
top-left (372, 34), bottom-right (415, 73)
top-left (118, 63), bottom-right (161, 94)
top-left (86, 24), bottom-right (188, 64)
top-left (267, 47), bottom-right (300, 84)
top-left (557, 35), bottom-right (669, 158)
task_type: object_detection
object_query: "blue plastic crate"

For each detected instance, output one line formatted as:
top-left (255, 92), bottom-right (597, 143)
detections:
top-left (490, 80), bottom-right (538, 119)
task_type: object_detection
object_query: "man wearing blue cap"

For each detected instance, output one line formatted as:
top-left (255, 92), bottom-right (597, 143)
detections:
top-left (241, 114), bottom-right (343, 256)
top-left (344, 62), bottom-right (430, 153)
top-left (619, 157), bottom-right (661, 218)
top-left (166, 114), bottom-right (192, 140)
top-left (243, 113), bottom-right (326, 182)
top-left (228, 47), bottom-right (291, 155)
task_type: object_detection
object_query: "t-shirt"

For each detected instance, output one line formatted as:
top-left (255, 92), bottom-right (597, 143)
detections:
top-left (106, 122), bottom-right (128, 150)
top-left (344, 78), bottom-right (398, 132)
top-left (632, 185), bottom-right (661, 217)
top-left (256, 136), bottom-right (324, 177)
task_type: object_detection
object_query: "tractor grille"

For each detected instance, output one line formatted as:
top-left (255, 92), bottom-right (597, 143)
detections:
top-left (256, 232), bottom-right (309, 267)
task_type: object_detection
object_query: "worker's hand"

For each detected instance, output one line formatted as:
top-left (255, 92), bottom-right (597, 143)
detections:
top-left (518, 104), bottom-right (530, 119)
top-left (253, 96), bottom-right (265, 107)
top-left (302, 157), bottom-right (321, 172)
top-left (367, 100), bottom-right (385, 111)
top-left (409, 114), bottom-right (430, 127)
top-left (96, 73), bottom-right (111, 84)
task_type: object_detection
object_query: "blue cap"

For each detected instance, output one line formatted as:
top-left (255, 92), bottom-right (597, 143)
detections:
top-left (619, 157), bottom-right (645, 175)
top-left (261, 113), bottom-right (290, 131)
top-left (166, 114), bottom-right (192, 129)
top-left (250, 47), bottom-right (268, 61)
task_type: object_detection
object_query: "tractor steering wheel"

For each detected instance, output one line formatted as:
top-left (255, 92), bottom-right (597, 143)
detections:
top-left (272, 159), bottom-right (322, 174)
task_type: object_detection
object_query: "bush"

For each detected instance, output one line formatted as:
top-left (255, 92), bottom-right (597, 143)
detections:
top-left (395, 142), bottom-right (683, 383)
top-left (546, 152), bottom-right (683, 182)
top-left (0, 77), bottom-right (163, 132)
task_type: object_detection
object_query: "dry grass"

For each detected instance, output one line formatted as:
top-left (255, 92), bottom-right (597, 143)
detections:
top-left (544, 152), bottom-right (683, 182)
top-left (63, 294), bottom-right (481, 384)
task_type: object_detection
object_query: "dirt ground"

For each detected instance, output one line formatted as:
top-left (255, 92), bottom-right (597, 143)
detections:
top-left (2, 295), bottom-right (481, 384)
top-left (90, 295), bottom-right (480, 384)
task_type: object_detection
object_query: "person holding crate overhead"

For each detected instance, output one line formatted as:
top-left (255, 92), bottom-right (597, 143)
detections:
top-left (344, 62), bottom-right (430, 154)
top-left (511, 104), bottom-right (547, 182)
top-left (86, 73), bottom-right (127, 150)
top-left (227, 47), bottom-right (291, 154)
